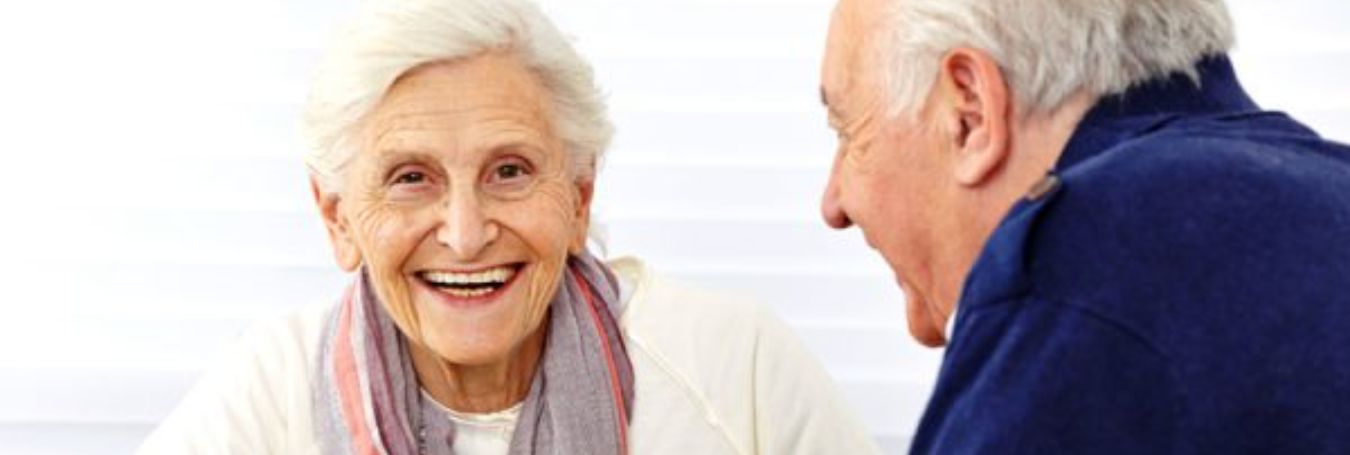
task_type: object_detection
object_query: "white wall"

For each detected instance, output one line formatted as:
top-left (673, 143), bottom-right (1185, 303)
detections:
top-left (0, 0), bottom-right (1345, 453)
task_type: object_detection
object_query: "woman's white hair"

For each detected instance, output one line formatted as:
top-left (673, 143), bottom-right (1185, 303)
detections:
top-left (303, 0), bottom-right (612, 193)
top-left (879, 0), bottom-right (1235, 117)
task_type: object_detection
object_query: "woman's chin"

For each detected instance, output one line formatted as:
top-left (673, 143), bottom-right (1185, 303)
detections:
top-left (420, 327), bottom-right (518, 366)
top-left (411, 298), bottom-right (539, 365)
top-left (402, 267), bottom-right (549, 366)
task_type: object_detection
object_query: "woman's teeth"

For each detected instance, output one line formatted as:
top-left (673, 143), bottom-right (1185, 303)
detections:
top-left (422, 267), bottom-right (515, 285)
top-left (442, 286), bottom-right (495, 298)
top-left (420, 266), bottom-right (517, 297)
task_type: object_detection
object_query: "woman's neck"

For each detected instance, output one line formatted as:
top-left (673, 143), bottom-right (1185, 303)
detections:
top-left (409, 325), bottom-right (547, 413)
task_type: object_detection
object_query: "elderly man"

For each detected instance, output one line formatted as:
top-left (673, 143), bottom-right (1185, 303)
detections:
top-left (819, 0), bottom-right (1350, 452)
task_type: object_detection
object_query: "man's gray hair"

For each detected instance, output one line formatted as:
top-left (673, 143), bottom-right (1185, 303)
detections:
top-left (879, 0), bottom-right (1235, 117)
top-left (303, 0), bottom-right (612, 193)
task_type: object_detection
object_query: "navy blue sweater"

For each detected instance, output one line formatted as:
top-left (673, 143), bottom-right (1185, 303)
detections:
top-left (910, 56), bottom-right (1350, 454)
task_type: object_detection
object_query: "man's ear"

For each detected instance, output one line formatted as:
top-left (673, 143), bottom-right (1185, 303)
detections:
top-left (311, 178), bottom-right (362, 271)
top-left (936, 48), bottom-right (1011, 186)
top-left (569, 179), bottom-right (595, 254)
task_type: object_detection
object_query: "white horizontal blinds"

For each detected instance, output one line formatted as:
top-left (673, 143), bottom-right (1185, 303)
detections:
top-left (0, 0), bottom-right (341, 454)
top-left (0, 0), bottom-right (1346, 454)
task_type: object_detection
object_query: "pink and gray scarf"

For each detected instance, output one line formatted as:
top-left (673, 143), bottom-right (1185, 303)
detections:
top-left (313, 252), bottom-right (634, 455)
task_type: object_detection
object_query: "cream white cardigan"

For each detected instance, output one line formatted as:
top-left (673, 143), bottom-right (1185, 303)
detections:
top-left (139, 257), bottom-right (880, 454)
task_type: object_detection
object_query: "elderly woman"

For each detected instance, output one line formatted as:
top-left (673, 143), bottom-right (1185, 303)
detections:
top-left (138, 0), bottom-right (876, 453)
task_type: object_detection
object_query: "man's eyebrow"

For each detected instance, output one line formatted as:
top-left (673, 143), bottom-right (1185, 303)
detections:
top-left (820, 86), bottom-right (843, 129)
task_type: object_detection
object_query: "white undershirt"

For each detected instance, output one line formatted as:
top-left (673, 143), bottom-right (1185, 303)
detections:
top-left (420, 390), bottom-right (521, 455)
top-left (415, 272), bottom-right (637, 455)
top-left (944, 306), bottom-right (959, 343)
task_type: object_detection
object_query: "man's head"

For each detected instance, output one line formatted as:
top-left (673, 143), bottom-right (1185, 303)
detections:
top-left (819, 0), bottom-right (1233, 346)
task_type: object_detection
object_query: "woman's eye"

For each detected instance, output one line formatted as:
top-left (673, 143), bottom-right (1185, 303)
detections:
top-left (488, 160), bottom-right (533, 185)
top-left (496, 164), bottom-right (525, 180)
top-left (384, 167), bottom-right (438, 201)
top-left (393, 171), bottom-right (426, 185)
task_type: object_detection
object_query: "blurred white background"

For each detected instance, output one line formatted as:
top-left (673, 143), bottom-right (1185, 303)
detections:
top-left (0, 0), bottom-right (1345, 453)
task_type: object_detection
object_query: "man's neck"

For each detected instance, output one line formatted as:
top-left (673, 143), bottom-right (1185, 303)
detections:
top-left (1011, 91), bottom-right (1099, 187)
top-left (939, 90), bottom-right (1098, 339)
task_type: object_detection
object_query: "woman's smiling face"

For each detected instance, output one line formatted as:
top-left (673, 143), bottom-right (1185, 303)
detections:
top-left (317, 51), bottom-right (591, 366)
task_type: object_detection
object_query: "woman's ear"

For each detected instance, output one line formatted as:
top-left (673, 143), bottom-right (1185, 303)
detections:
top-left (936, 48), bottom-right (1012, 187)
top-left (311, 178), bottom-right (362, 271)
top-left (569, 179), bottom-right (595, 255)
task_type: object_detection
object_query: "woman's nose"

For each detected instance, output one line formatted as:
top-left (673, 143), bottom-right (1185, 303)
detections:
top-left (437, 189), bottom-right (500, 260)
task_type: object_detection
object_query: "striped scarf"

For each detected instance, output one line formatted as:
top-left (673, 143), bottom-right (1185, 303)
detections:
top-left (314, 252), bottom-right (635, 454)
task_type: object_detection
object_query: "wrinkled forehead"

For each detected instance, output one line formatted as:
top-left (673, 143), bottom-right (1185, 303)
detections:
top-left (821, 0), bottom-right (884, 108)
top-left (357, 52), bottom-right (561, 164)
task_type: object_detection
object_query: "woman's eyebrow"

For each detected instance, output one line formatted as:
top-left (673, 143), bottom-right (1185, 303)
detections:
top-left (372, 149), bottom-right (439, 171)
top-left (486, 140), bottom-right (546, 156)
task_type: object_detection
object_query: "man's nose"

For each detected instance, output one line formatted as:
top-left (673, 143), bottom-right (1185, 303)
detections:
top-left (437, 188), bottom-right (499, 260)
top-left (821, 171), bottom-right (853, 229)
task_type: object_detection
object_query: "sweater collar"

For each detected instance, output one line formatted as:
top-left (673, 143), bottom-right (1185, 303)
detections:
top-left (1056, 54), bottom-right (1259, 172)
top-left (953, 54), bottom-right (1259, 317)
